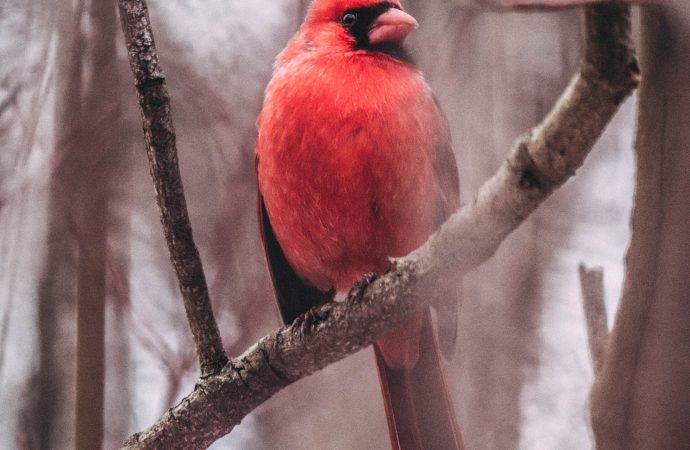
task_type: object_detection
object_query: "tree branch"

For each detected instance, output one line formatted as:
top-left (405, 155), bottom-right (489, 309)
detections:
top-left (123, 3), bottom-right (638, 449)
top-left (579, 263), bottom-right (608, 374)
top-left (117, 0), bottom-right (228, 377)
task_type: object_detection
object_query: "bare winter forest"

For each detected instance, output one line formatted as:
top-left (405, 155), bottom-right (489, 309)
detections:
top-left (0, 0), bottom-right (688, 449)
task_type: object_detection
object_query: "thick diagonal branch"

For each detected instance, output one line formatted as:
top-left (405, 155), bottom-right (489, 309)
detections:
top-left (117, 0), bottom-right (227, 376)
top-left (124, 4), bottom-right (638, 449)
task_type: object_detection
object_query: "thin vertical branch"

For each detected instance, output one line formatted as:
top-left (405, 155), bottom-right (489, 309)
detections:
top-left (116, 0), bottom-right (227, 376)
top-left (578, 263), bottom-right (608, 374)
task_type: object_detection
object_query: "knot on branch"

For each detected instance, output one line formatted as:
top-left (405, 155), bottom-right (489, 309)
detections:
top-left (508, 134), bottom-right (556, 196)
top-left (222, 340), bottom-right (291, 392)
top-left (258, 345), bottom-right (288, 382)
top-left (136, 76), bottom-right (166, 92)
top-left (137, 78), bottom-right (170, 111)
top-left (199, 351), bottom-right (230, 379)
top-left (580, 58), bottom-right (641, 105)
top-left (229, 361), bottom-right (249, 388)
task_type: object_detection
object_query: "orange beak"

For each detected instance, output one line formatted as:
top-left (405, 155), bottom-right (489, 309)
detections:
top-left (368, 8), bottom-right (419, 46)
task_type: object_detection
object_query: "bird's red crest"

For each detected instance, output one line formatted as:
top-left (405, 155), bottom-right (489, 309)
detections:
top-left (306, 0), bottom-right (405, 24)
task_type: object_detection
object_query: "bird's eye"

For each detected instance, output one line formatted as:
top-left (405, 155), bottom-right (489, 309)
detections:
top-left (341, 12), bottom-right (358, 26)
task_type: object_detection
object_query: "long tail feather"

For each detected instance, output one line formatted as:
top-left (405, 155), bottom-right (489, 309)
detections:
top-left (374, 309), bottom-right (464, 450)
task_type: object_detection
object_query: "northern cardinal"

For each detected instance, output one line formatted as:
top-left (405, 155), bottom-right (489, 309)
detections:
top-left (256, 1), bottom-right (463, 448)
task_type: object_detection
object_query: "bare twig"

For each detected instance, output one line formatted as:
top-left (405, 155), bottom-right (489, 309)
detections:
top-left (123, 4), bottom-right (638, 449)
top-left (579, 263), bottom-right (608, 373)
top-left (117, 0), bottom-right (227, 377)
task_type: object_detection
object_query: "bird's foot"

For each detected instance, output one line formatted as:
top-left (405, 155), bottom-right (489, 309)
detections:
top-left (347, 272), bottom-right (378, 303)
top-left (294, 307), bottom-right (331, 335)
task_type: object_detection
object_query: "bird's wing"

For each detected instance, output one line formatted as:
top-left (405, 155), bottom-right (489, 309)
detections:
top-left (431, 97), bottom-right (461, 219)
top-left (258, 190), bottom-right (335, 325)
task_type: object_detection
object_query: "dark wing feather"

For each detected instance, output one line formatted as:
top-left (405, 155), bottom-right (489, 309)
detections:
top-left (258, 191), bottom-right (335, 325)
top-left (431, 96), bottom-right (461, 219)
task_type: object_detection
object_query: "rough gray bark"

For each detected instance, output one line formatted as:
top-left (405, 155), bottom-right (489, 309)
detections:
top-left (123, 4), bottom-right (638, 448)
top-left (117, 0), bottom-right (228, 377)
top-left (590, 3), bottom-right (690, 449)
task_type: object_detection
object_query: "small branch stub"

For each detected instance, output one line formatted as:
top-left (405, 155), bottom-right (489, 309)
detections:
top-left (579, 263), bottom-right (608, 374)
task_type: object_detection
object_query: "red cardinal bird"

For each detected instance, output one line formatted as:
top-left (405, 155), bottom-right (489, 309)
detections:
top-left (256, 1), bottom-right (463, 448)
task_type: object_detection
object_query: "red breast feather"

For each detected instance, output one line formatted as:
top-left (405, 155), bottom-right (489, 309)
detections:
top-left (256, 37), bottom-right (449, 292)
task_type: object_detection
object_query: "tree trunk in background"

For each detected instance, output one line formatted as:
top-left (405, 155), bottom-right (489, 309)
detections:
top-left (34, 1), bottom-right (85, 448)
top-left (408, 2), bottom-right (580, 448)
top-left (590, 4), bottom-right (690, 449)
top-left (33, 0), bottom-right (125, 448)
top-left (75, 0), bottom-right (122, 448)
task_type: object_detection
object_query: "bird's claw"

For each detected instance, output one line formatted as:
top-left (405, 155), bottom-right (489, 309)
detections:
top-left (347, 272), bottom-right (378, 303)
top-left (294, 308), bottom-right (330, 335)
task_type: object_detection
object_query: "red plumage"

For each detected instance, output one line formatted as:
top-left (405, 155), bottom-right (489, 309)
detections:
top-left (256, 1), bottom-right (463, 448)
